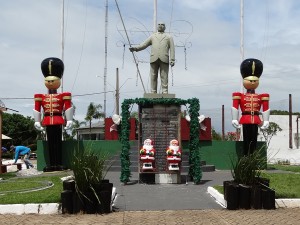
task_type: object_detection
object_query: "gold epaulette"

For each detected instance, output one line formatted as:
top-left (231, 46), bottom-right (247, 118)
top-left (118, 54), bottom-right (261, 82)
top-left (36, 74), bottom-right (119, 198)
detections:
top-left (34, 97), bottom-right (42, 101)
top-left (232, 96), bottom-right (241, 100)
top-left (63, 95), bottom-right (72, 100)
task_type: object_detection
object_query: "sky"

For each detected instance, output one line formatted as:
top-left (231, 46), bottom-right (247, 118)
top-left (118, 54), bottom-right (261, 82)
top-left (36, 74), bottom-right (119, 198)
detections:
top-left (1, 0), bottom-right (300, 133)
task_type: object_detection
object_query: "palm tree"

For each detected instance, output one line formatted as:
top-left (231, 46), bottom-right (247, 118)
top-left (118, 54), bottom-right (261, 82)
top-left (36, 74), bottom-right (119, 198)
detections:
top-left (85, 102), bottom-right (105, 139)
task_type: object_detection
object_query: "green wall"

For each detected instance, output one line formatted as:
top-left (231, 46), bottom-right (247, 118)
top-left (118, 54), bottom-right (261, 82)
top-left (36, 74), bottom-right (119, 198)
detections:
top-left (37, 140), bottom-right (266, 171)
top-left (190, 141), bottom-right (266, 170)
top-left (37, 140), bottom-right (126, 171)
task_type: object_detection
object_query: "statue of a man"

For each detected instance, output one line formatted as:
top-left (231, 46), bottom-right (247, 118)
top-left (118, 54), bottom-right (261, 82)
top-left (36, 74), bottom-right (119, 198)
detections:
top-left (130, 22), bottom-right (175, 94)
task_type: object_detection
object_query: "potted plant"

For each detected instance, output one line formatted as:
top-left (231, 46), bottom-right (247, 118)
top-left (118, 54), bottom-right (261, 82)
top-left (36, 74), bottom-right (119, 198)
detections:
top-left (225, 147), bottom-right (271, 210)
top-left (69, 148), bottom-right (112, 214)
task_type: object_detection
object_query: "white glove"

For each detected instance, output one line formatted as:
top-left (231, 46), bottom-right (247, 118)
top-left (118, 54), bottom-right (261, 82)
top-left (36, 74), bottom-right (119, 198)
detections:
top-left (260, 121), bottom-right (269, 130)
top-left (232, 120), bottom-right (241, 129)
top-left (65, 121), bottom-right (73, 130)
top-left (231, 107), bottom-right (241, 129)
top-left (34, 122), bottom-right (44, 131)
top-left (260, 109), bottom-right (270, 130)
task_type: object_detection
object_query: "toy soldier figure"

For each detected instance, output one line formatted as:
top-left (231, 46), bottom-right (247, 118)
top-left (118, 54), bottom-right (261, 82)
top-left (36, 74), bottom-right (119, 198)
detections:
top-left (33, 57), bottom-right (74, 171)
top-left (130, 22), bottom-right (175, 94)
top-left (232, 58), bottom-right (270, 155)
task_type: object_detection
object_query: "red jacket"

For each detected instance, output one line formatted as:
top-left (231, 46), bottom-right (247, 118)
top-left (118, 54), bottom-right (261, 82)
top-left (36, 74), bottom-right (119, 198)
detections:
top-left (232, 92), bottom-right (269, 125)
top-left (34, 92), bottom-right (72, 126)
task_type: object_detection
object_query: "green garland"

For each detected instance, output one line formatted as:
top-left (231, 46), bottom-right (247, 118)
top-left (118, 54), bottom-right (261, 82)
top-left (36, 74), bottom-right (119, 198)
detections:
top-left (119, 97), bottom-right (202, 184)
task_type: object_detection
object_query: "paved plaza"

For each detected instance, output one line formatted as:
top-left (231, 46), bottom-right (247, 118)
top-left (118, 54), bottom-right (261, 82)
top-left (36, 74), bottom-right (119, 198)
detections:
top-left (1, 208), bottom-right (300, 225)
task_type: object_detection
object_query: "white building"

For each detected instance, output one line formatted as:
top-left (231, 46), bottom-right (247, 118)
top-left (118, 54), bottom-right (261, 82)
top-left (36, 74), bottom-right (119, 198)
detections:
top-left (258, 115), bottom-right (300, 165)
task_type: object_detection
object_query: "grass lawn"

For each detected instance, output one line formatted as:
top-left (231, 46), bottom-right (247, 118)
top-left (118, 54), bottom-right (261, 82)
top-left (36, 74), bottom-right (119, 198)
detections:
top-left (0, 171), bottom-right (70, 204)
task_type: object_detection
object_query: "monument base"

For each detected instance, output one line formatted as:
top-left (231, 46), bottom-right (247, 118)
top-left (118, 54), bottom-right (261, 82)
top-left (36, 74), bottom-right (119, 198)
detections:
top-left (143, 93), bottom-right (175, 99)
top-left (155, 173), bottom-right (181, 184)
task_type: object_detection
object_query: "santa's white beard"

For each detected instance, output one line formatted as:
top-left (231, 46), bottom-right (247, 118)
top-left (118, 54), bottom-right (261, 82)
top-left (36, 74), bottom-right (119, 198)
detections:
top-left (144, 145), bottom-right (153, 151)
top-left (169, 146), bottom-right (179, 151)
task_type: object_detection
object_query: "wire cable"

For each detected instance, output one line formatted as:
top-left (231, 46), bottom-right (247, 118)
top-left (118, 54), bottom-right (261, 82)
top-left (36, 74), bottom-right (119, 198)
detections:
top-left (114, 0), bottom-right (146, 93)
top-left (71, 0), bottom-right (88, 92)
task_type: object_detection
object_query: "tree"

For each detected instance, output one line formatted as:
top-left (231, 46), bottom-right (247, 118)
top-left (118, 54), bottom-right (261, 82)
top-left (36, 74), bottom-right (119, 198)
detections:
top-left (84, 102), bottom-right (105, 139)
top-left (211, 127), bottom-right (222, 141)
top-left (64, 119), bottom-right (86, 140)
top-left (2, 113), bottom-right (39, 150)
top-left (260, 122), bottom-right (282, 148)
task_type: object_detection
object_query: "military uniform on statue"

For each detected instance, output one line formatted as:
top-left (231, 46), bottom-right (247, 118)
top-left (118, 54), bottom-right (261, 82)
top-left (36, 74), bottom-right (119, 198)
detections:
top-left (33, 57), bottom-right (74, 172)
top-left (232, 58), bottom-right (270, 155)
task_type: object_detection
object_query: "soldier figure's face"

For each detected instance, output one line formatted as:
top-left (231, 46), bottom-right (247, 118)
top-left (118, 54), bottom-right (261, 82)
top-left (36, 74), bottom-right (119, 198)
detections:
top-left (243, 78), bottom-right (259, 90)
top-left (45, 78), bottom-right (61, 90)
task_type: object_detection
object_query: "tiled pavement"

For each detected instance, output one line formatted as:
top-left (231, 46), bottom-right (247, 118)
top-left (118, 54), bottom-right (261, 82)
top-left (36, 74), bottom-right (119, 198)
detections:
top-left (1, 208), bottom-right (300, 225)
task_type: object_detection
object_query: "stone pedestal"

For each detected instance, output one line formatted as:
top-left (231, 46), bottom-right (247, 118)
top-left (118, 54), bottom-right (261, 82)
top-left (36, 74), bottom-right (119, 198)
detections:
top-left (138, 96), bottom-right (181, 184)
top-left (155, 173), bottom-right (180, 184)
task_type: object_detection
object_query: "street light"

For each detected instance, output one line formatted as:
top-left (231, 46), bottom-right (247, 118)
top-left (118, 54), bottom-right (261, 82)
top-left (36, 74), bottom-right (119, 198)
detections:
top-left (297, 116), bottom-right (299, 149)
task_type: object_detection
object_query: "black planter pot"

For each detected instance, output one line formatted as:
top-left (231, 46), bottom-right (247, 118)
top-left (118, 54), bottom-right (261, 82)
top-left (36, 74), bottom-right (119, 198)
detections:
top-left (239, 184), bottom-right (251, 209)
top-left (99, 190), bottom-right (112, 213)
top-left (223, 180), bottom-right (234, 201)
top-left (226, 182), bottom-right (239, 210)
top-left (69, 179), bottom-right (114, 214)
top-left (61, 190), bottom-right (74, 214)
top-left (63, 180), bottom-right (75, 191)
top-left (262, 188), bottom-right (276, 210)
top-left (98, 182), bottom-right (113, 213)
top-left (83, 192), bottom-right (101, 214)
top-left (72, 192), bottom-right (85, 214)
top-left (251, 185), bottom-right (262, 209)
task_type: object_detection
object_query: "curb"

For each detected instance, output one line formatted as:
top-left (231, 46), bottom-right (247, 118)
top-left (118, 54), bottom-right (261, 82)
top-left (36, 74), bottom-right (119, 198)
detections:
top-left (0, 203), bottom-right (61, 215)
top-left (0, 187), bottom-right (117, 215)
top-left (207, 186), bottom-right (300, 209)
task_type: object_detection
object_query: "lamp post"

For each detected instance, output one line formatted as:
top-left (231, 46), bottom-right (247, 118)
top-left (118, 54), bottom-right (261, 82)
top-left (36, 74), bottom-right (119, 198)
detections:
top-left (297, 115), bottom-right (299, 149)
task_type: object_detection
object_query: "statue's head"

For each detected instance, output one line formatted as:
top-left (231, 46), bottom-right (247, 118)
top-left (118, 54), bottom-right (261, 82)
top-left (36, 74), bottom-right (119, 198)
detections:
top-left (157, 22), bottom-right (166, 32)
top-left (240, 58), bottom-right (263, 90)
top-left (41, 57), bottom-right (64, 90)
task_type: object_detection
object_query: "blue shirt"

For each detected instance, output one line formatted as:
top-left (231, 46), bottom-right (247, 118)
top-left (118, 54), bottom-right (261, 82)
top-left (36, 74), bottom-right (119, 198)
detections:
top-left (13, 146), bottom-right (31, 163)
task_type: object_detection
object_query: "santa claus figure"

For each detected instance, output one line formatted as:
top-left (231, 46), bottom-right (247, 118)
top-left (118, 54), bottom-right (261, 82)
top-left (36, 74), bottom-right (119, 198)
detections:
top-left (166, 139), bottom-right (182, 171)
top-left (140, 139), bottom-right (156, 171)
top-left (33, 57), bottom-right (74, 172)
